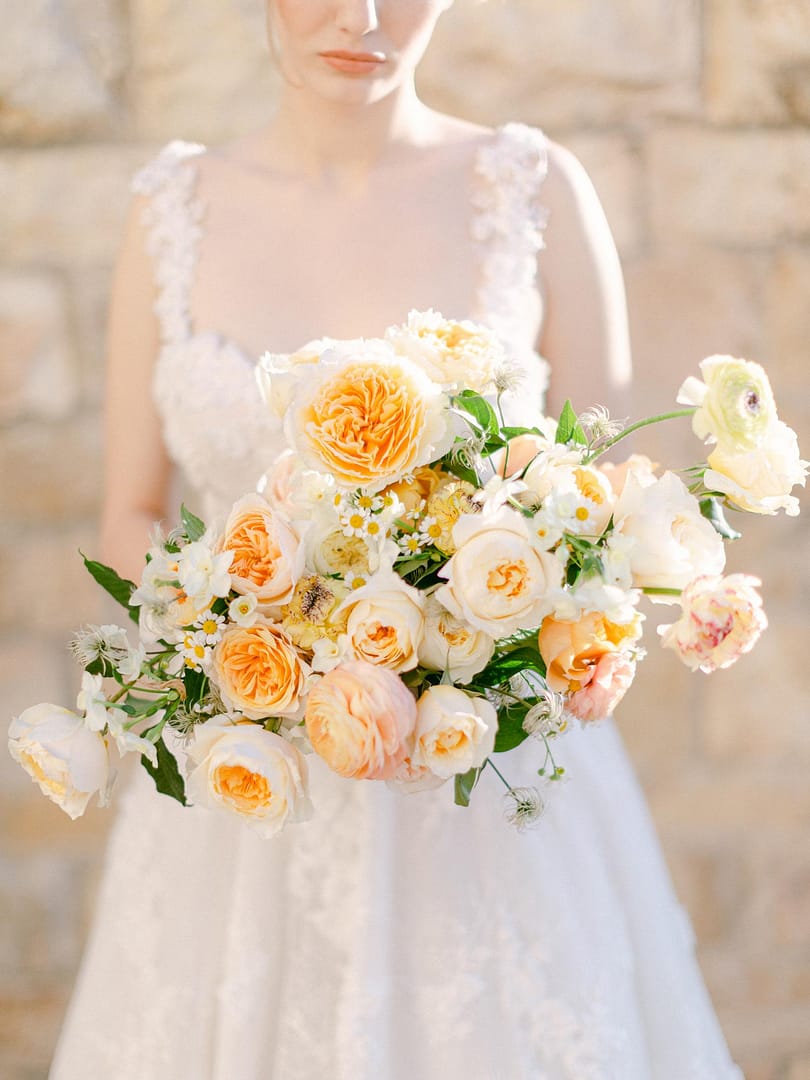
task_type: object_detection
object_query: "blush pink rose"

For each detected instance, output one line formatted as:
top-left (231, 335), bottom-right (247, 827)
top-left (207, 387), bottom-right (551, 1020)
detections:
top-left (566, 651), bottom-right (637, 723)
top-left (304, 660), bottom-right (416, 780)
top-left (658, 573), bottom-right (767, 673)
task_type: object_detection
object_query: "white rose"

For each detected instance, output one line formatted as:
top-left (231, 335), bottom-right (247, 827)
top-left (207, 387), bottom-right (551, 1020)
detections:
top-left (412, 685), bottom-right (497, 779)
top-left (613, 470), bottom-right (726, 598)
top-left (418, 594), bottom-right (494, 683)
top-left (435, 506), bottom-right (564, 638)
top-left (8, 704), bottom-right (110, 820)
top-left (338, 568), bottom-right (424, 672)
top-left (704, 420), bottom-right (807, 517)
top-left (256, 339), bottom-right (338, 418)
top-left (186, 717), bottom-right (312, 838)
top-left (384, 308), bottom-right (508, 393)
top-left (521, 443), bottom-right (588, 503)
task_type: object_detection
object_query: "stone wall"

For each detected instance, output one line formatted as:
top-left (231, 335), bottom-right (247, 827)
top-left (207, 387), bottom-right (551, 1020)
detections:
top-left (2, 2), bottom-right (809, 1076)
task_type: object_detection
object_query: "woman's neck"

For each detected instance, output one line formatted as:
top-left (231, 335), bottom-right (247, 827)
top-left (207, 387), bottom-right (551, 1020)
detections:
top-left (264, 81), bottom-right (439, 188)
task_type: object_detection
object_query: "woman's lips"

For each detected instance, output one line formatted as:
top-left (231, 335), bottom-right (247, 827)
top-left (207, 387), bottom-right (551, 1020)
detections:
top-left (319, 50), bottom-right (387, 75)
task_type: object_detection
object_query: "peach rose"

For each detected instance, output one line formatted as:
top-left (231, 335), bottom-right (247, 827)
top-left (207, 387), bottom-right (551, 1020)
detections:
top-left (599, 454), bottom-right (658, 498)
top-left (212, 619), bottom-right (308, 720)
top-left (537, 610), bottom-right (642, 694)
top-left (304, 660), bottom-right (416, 780)
top-left (658, 573), bottom-right (767, 673)
top-left (219, 494), bottom-right (305, 612)
top-left (339, 569), bottom-right (424, 672)
top-left (566, 651), bottom-right (636, 723)
top-left (187, 717), bottom-right (311, 838)
top-left (288, 342), bottom-right (451, 491)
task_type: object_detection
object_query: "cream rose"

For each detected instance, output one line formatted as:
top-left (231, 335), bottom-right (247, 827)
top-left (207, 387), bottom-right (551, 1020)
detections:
top-left (658, 573), bottom-right (767, 673)
top-left (219, 494), bottom-right (306, 611)
top-left (612, 470), bottom-right (726, 597)
top-left (678, 355), bottom-right (777, 452)
top-left (704, 420), bottom-right (807, 517)
top-left (412, 685), bottom-right (497, 778)
top-left (418, 594), bottom-right (494, 683)
top-left (339, 568), bottom-right (425, 672)
top-left (435, 506), bottom-right (563, 638)
top-left (286, 340), bottom-right (452, 491)
top-left (186, 718), bottom-right (312, 838)
top-left (304, 660), bottom-right (416, 780)
top-left (384, 309), bottom-right (507, 393)
top-left (8, 704), bottom-right (110, 820)
top-left (212, 619), bottom-right (309, 720)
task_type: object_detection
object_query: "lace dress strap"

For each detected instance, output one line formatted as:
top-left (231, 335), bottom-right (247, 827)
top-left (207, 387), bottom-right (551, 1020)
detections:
top-left (131, 140), bottom-right (207, 346)
top-left (471, 122), bottom-right (551, 406)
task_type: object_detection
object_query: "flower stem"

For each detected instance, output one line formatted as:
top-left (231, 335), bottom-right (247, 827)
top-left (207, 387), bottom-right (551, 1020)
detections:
top-left (584, 408), bottom-right (696, 463)
top-left (641, 587), bottom-right (683, 597)
top-left (486, 757), bottom-right (514, 793)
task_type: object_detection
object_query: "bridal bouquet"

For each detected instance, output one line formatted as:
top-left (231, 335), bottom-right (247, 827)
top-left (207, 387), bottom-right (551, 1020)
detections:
top-left (9, 312), bottom-right (807, 835)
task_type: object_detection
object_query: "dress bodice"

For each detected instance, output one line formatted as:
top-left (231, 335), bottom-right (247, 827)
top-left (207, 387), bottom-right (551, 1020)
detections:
top-left (132, 124), bottom-right (552, 520)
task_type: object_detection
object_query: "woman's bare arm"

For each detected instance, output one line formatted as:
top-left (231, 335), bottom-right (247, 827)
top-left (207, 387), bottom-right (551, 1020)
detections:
top-left (99, 197), bottom-right (172, 581)
top-left (538, 142), bottom-right (632, 421)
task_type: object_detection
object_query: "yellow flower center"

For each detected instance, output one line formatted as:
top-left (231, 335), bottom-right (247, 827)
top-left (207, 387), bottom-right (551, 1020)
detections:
top-left (575, 506), bottom-right (590, 522)
top-left (487, 560), bottom-right (529, 598)
top-left (213, 765), bottom-right (272, 812)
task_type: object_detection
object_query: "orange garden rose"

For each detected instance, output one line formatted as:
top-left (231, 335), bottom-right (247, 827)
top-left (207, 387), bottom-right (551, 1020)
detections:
top-left (382, 465), bottom-right (446, 516)
top-left (289, 345), bottom-right (451, 491)
top-left (219, 494), bottom-right (305, 611)
top-left (537, 611), bottom-right (642, 694)
top-left (304, 660), bottom-right (416, 780)
top-left (212, 620), bottom-right (308, 720)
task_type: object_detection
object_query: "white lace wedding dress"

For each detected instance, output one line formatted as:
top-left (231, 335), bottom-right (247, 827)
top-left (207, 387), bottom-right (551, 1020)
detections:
top-left (50, 125), bottom-right (743, 1080)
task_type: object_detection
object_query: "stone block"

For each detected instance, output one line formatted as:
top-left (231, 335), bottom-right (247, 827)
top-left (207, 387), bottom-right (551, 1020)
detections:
top-left (0, 524), bottom-right (105, 636)
top-left (419, 0), bottom-right (701, 127)
top-left (0, 417), bottom-right (103, 525)
top-left (69, 269), bottom-right (111, 407)
top-left (0, 0), bottom-right (128, 143)
top-left (742, 839), bottom-right (810, 949)
top-left (664, 843), bottom-right (745, 945)
top-left (0, 145), bottom-right (147, 267)
top-left (648, 128), bottom-right (810, 247)
top-left (765, 246), bottom-right (810, 392)
top-left (787, 1054), bottom-right (810, 1080)
top-left (0, 270), bottom-right (78, 423)
top-left (564, 133), bottom-right (642, 257)
top-left (706, 0), bottom-right (810, 124)
top-left (699, 617), bottom-right (810, 763)
top-left (130, 0), bottom-right (280, 142)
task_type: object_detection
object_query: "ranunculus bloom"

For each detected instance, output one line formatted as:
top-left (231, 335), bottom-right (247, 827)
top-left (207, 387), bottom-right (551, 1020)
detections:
top-left (418, 594), bottom-right (494, 683)
top-left (538, 610), bottom-right (642, 694)
top-left (435, 505), bottom-right (563, 638)
top-left (704, 420), bottom-right (807, 517)
top-left (304, 660), bottom-right (416, 780)
top-left (658, 573), bottom-right (768, 673)
top-left (287, 341), bottom-right (452, 491)
top-left (678, 355), bottom-right (777, 452)
top-left (381, 465), bottom-right (445, 516)
top-left (385, 309), bottom-right (507, 393)
top-left (339, 569), bottom-right (424, 673)
top-left (186, 717), bottom-right (311, 838)
top-left (612, 470), bottom-right (726, 598)
top-left (219, 494), bottom-right (305, 611)
top-left (8, 704), bottom-right (110, 820)
top-left (212, 620), bottom-right (308, 720)
top-left (412, 684), bottom-right (497, 779)
top-left (566, 651), bottom-right (636, 723)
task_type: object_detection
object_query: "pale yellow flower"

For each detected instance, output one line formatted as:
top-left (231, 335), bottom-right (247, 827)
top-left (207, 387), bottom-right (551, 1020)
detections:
top-left (281, 574), bottom-right (349, 650)
top-left (678, 355), bottom-right (777, 452)
top-left (424, 479), bottom-right (479, 555)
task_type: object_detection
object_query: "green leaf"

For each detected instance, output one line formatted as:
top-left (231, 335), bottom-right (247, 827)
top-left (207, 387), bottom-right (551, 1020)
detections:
top-left (494, 703), bottom-right (532, 753)
top-left (478, 646), bottom-right (547, 686)
top-left (180, 503), bottom-right (206, 542)
top-left (456, 390), bottom-right (499, 437)
top-left (501, 425), bottom-right (545, 440)
top-left (440, 451), bottom-right (479, 487)
top-left (80, 552), bottom-right (139, 624)
top-left (140, 737), bottom-right (187, 806)
top-left (699, 497), bottom-right (742, 540)
top-left (555, 400), bottom-right (587, 446)
top-left (454, 765), bottom-right (483, 807)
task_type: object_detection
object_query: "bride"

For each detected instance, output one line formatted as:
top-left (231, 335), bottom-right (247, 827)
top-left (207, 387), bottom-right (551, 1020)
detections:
top-left (51, 1), bottom-right (742, 1077)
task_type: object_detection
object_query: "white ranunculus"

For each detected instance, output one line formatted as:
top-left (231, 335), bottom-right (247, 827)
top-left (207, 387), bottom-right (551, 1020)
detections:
top-left (435, 505), bottom-right (564, 638)
top-left (186, 717), bottom-right (312, 838)
top-left (704, 420), bottom-right (807, 516)
top-left (8, 704), bottom-right (110, 819)
top-left (338, 568), bottom-right (425, 672)
top-left (418, 594), bottom-right (494, 684)
top-left (412, 685), bottom-right (497, 779)
top-left (678, 355), bottom-right (777, 452)
top-left (613, 470), bottom-right (726, 599)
